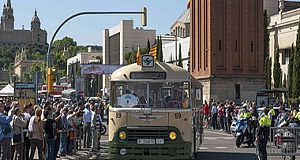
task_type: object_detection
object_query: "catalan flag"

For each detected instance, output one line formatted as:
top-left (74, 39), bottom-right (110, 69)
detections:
top-left (149, 44), bottom-right (157, 59)
top-left (187, 0), bottom-right (190, 9)
top-left (136, 46), bottom-right (141, 65)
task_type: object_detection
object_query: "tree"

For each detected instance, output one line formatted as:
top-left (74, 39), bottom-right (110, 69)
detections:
top-left (22, 72), bottom-right (31, 82)
top-left (292, 21), bottom-right (300, 98)
top-left (264, 9), bottom-right (270, 59)
top-left (264, 55), bottom-right (269, 89)
top-left (273, 47), bottom-right (282, 88)
top-left (267, 57), bottom-right (272, 89)
top-left (283, 73), bottom-right (287, 88)
top-left (178, 43), bottom-right (183, 67)
top-left (288, 43), bottom-right (294, 98)
top-left (159, 36), bottom-right (163, 62)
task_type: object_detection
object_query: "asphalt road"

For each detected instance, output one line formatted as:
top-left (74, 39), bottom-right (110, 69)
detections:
top-left (196, 128), bottom-right (289, 160)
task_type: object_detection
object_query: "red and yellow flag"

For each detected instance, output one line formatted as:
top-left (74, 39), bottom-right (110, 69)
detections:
top-left (149, 44), bottom-right (157, 59)
top-left (187, 0), bottom-right (190, 9)
top-left (136, 46), bottom-right (141, 65)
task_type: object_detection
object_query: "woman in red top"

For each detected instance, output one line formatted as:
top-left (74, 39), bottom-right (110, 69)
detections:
top-left (203, 100), bottom-right (210, 128)
top-left (218, 103), bottom-right (225, 131)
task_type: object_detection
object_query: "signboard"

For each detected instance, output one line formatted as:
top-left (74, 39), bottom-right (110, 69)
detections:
top-left (130, 72), bottom-right (166, 79)
top-left (15, 83), bottom-right (35, 89)
top-left (81, 64), bottom-right (123, 75)
top-left (142, 55), bottom-right (154, 67)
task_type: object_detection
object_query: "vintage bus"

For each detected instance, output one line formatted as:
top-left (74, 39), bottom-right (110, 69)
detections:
top-left (108, 55), bottom-right (204, 160)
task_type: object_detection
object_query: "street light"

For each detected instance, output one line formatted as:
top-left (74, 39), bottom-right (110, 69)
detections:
top-left (46, 8), bottom-right (147, 96)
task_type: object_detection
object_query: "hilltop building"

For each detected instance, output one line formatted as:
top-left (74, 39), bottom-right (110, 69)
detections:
top-left (0, 0), bottom-right (47, 47)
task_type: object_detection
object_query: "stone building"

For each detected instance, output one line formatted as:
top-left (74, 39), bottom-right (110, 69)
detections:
top-left (14, 48), bottom-right (43, 81)
top-left (170, 8), bottom-right (190, 38)
top-left (0, 0), bottom-right (47, 46)
top-left (190, 0), bottom-right (265, 103)
top-left (268, 0), bottom-right (300, 89)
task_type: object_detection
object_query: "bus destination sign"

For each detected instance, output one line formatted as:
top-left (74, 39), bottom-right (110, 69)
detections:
top-left (130, 72), bottom-right (166, 79)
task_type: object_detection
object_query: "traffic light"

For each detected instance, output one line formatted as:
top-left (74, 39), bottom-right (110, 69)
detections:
top-left (141, 7), bottom-right (147, 26)
top-left (47, 68), bottom-right (56, 94)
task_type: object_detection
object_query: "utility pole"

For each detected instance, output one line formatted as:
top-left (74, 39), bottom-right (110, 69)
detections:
top-left (46, 8), bottom-right (147, 96)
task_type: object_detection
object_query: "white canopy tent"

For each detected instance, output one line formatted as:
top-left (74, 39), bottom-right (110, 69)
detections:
top-left (0, 84), bottom-right (14, 97)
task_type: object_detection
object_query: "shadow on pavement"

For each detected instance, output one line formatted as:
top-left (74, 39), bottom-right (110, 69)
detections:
top-left (196, 152), bottom-right (257, 160)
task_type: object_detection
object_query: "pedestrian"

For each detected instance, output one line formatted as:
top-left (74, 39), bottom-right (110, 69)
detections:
top-left (11, 107), bottom-right (26, 160)
top-left (23, 104), bottom-right (32, 160)
top-left (59, 106), bottom-right (69, 157)
top-left (0, 102), bottom-right (14, 160)
top-left (226, 101), bottom-right (234, 134)
top-left (211, 102), bottom-right (217, 129)
top-left (29, 107), bottom-right (44, 160)
top-left (218, 103), bottom-right (225, 131)
top-left (91, 105), bottom-right (102, 152)
top-left (203, 100), bottom-right (209, 128)
top-left (54, 103), bottom-right (63, 159)
top-left (83, 103), bottom-right (92, 148)
top-left (256, 107), bottom-right (271, 160)
top-left (44, 109), bottom-right (61, 160)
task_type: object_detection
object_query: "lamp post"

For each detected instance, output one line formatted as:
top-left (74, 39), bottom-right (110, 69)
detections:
top-left (46, 8), bottom-right (147, 96)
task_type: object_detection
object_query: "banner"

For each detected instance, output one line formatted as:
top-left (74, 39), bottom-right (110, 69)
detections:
top-left (81, 64), bottom-right (123, 75)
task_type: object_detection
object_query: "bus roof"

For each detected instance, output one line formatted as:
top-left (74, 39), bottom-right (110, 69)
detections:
top-left (110, 62), bottom-right (191, 82)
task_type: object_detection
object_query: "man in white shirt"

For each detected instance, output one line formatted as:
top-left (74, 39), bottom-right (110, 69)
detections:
top-left (83, 103), bottom-right (92, 148)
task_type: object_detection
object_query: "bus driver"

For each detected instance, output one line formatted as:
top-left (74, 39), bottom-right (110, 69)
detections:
top-left (167, 88), bottom-right (183, 108)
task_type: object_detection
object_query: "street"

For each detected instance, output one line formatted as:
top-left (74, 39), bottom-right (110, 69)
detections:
top-left (86, 127), bottom-right (287, 160)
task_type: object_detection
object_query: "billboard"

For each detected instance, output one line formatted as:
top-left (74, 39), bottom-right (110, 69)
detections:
top-left (81, 64), bottom-right (123, 75)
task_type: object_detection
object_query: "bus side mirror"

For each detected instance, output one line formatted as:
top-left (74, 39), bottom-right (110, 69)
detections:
top-left (196, 89), bottom-right (202, 100)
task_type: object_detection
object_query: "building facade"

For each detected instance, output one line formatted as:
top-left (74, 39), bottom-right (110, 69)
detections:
top-left (268, 1), bottom-right (300, 89)
top-left (170, 8), bottom-right (190, 38)
top-left (190, 0), bottom-right (265, 103)
top-left (0, 0), bottom-right (47, 46)
top-left (102, 20), bottom-right (156, 93)
top-left (13, 48), bottom-right (43, 81)
top-left (67, 46), bottom-right (102, 96)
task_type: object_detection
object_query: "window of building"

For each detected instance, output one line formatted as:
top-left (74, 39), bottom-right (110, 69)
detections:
top-left (235, 40), bottom-right (238, 52)
top-left (219, 40), bottom-right (221, 51)
top-left (282, 49), bottom-right (290, 65)
top-left (235, 84), bottom-right (240, 99)
top-left (251, 41), bottom-right (254, 52)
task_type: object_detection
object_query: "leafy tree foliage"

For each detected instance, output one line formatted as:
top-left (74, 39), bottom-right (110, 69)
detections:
top-left (273, 47), bottom-right (282, 88)
top-left (292, 21), bottom-right (300, 98)
top-left (288, 43), bottom-right (294, 98)
top-left (283, 73), bottom-right (287, 88)
top-left (264, 9), bottom-right (269, 59)
top-left (178, 43), bottom-right (183, 67)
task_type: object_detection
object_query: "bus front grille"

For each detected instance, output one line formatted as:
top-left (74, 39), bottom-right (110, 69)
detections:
top-left (127, 129), bottom-right (169, 142)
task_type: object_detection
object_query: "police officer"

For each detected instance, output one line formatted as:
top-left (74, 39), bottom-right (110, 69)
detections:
top-left (256, 107), bottom-right (271, 160)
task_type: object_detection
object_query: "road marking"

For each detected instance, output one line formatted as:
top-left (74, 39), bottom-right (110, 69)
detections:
top-left (199, 147), bottom-right (209, 150)
top-left (204, 130), bottom-right (233, 137)
top-left (205, 137), bottom-right (234, 140)
top-left (215, 147), bottom-right (228, 149)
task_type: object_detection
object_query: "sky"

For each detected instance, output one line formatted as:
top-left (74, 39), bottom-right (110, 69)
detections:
top-left (7, 0), bottom-right (188, 46)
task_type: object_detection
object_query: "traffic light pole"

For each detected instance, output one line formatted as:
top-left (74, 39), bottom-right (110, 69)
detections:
top-left (46, 9), bottom-right (147, 97)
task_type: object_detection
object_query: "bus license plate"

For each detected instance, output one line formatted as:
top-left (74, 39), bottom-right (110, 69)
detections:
top-left (137, 139), bottom-right (164, 144)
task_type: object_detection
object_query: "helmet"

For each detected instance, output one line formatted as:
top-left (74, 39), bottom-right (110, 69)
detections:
top-left (242, 103), bottom-right (248, 108)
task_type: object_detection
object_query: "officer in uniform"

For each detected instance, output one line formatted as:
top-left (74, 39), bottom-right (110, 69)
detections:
top-left (256, 107), bottom-right (271, 160)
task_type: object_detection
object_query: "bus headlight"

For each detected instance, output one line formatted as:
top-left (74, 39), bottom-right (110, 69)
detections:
top-left (119, 131), bottom-right (127, 140)
top-left (169, 131), bottom-right (177, 140)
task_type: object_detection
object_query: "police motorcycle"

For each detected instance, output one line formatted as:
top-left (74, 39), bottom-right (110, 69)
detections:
top-left (234, 116), bottom-right (255, 148)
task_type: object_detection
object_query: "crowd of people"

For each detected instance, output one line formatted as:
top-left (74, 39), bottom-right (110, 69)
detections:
top-left (0, 98), bottom-right (106, 160)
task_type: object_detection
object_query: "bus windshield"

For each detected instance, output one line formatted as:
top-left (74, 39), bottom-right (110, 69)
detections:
top-left (112, 81), bottom-right (190, 109)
